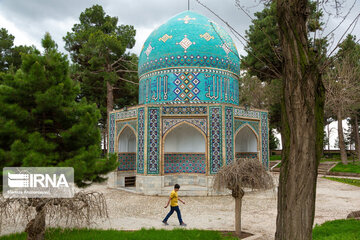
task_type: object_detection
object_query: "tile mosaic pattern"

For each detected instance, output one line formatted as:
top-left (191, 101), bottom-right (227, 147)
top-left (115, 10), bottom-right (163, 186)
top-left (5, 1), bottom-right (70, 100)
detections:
top-left (235, 152), bottom-right (258, 159)
top-left (164, 153), bottom-right (206, 174)
top-left (115, 109), bottom-right (137, 120)
top-left (137, 108), bottom-right (145, 174)
top-left (234, 119), bottom-right (260, 135)
top-left (209, 107), bottom-right (222, 174)
top-left (118, 153), bottom-right (136, 171)
top-left (234, 108), bottom-right (260, 119)
top-left (116, 120), bottom-right (137, 137)
top-left (147, 107), bottom-right (160, 174)
top-left (225, 107), bottom-right (234, 164)
top-left (162, 118), bottom-right (207, 136)
top-left (173, 72), bottom-right (200, 101)
top-left (162, 106), bottom-right (207, 115)
top-left (261, 112), bottom-right (269, 169)
top-left (108, 113), bottom-right (115, 153)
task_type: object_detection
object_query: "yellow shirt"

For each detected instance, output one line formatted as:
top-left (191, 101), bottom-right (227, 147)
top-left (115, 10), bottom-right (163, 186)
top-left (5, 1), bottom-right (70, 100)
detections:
top-left (170, 190), bottom-right (178, 207)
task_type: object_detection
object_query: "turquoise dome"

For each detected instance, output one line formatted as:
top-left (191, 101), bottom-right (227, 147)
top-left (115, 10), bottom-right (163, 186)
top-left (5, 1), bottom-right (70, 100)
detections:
top-left (138, 10), bottom-right (240, 105)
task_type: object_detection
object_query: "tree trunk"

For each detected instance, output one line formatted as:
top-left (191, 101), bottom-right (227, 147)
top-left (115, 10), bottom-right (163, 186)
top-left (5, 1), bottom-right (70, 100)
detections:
top-left (232, 188), bottom-right (244, 237)
top-left (25, 202), bottom-right (46, 240)
top-left (327, 123), bottom-right (331, 155)
top-left (337, 110), bottom-right (348, 165)
top-left (106, 81), bottom-right (113, 154)
top-left (235, 196), bottom-right (242, 236)
top-left (275, 0), bottom-right (325, 239)
top-left (354, 114), bottom-right (360, 162)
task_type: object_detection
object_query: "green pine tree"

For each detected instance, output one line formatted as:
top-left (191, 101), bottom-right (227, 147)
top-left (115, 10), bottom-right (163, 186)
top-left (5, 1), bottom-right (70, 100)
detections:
top-left (0, 33), bottom-right (117, 188)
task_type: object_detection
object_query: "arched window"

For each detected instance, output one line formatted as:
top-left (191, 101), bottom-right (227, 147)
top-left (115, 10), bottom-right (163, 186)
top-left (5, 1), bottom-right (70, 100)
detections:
top-left (118, 127), bottom-right (136, 152)
top-left (235, 126), bottom-right (258, 159)
top-left (164, 123), bottom-right (206, 174)
top-left (118, 126), bottom-right (136, 171)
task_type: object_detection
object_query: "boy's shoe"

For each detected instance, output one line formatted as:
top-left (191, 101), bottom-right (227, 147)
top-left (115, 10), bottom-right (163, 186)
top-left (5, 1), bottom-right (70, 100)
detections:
top-left (162, 221), bottom-right (169, 225)
top-left (180, 222), bottom-right (187, 227)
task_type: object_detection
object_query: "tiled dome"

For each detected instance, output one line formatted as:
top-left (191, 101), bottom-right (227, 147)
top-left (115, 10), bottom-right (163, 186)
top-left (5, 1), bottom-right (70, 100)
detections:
top-left (138, 10), bottom-right (240, 105)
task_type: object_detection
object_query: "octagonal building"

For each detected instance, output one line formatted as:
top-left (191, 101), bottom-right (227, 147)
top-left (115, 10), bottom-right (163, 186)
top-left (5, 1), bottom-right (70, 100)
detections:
top-left (108, 10), bottom-right (269, 195)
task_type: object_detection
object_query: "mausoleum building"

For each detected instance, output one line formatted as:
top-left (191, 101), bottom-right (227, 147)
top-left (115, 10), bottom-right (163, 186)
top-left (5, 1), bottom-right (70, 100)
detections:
top-left (108, 10), bottom-right (269, 195)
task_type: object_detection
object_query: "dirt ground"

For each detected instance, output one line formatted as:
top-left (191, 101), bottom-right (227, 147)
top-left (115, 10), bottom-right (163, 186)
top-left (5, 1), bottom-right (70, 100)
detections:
top-left (91, 173), bottom-right (360, 239)
top-left (2, 173), bottom-right (360, 239)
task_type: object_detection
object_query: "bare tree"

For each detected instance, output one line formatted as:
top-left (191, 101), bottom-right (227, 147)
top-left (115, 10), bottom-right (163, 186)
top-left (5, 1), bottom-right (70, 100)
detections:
top-left (324, 56), bottom-right (360, 164)
top-left (213, 158), bottom-right (274, 236)
top-left (0, 191), bottom-right (108, 240)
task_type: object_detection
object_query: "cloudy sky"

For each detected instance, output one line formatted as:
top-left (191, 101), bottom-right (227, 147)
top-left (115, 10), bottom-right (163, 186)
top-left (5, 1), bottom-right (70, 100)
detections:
top-left (0, 0), bottom-right (358, 149)
top-left (1, 0), bottom-right (359, 58)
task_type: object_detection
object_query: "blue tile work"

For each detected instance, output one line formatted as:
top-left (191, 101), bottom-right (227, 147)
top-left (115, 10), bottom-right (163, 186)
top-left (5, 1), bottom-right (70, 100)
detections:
top-left (164, 153), bottom-right (206, 174)
top-left (235, 152), bottom-right (258, 159)
top-left (147, 107), bottom-right (160, 174)
top-left (137, 11), bottom-right (240, 105)
top-left (234, 119), bottom-right (260, 136)
top-left (115, 109), bottom-right (137, 120)
top-left (162, 118), bottom-right (207, 136)
top-left (209, 107), bottom-right (222, 174)
top-left (108, 113), bottom-right (115, 153)
top-left (173, 72), bottom-right (201, 101)
top-left (139, 71), bottom-right (239, 105)
top-left (137, 108), bottom-right (145, 174)
top-left (162, 105), bottom-right (207, 114)
top-left (261, 112), bottom-right (269, 170)
top-left (118, 153), bottom-right (136, 171)
top-left (138, 11), bottom-right (240, 76)
top-left (225, 107), bottom-right (234, 165)
top-left (234, 108), bottom-right (261, 119)
top-left (116, 120), bottom-right (137, 137)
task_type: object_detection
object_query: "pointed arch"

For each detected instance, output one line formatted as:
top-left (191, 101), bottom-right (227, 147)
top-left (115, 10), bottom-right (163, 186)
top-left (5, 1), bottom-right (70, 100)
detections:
top-left (162, 122), bottom-right (207, 174)
top-left (117, 125), bottom-right (136, 171)
top-left (234, 125), bottom-right (259, 160)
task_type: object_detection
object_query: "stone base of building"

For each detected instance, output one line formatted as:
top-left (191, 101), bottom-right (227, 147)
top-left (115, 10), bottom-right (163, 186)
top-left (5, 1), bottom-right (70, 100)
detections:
top-left (107, 171), bottom-right (230, 196)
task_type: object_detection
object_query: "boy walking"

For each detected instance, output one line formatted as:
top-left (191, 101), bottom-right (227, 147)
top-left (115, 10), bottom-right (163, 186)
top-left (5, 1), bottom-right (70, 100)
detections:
top-left (162, 184), bottom-right (187, 226)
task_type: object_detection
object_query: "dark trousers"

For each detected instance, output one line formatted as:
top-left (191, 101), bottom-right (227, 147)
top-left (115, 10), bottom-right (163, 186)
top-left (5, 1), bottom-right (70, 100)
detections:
top-left (163, 206), bottom-right (183, 224)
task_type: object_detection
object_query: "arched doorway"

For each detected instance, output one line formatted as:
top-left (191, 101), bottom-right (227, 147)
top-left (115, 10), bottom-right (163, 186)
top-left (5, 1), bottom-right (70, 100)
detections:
top-left (235, 125), bottom-right (259, 160)
top-left (163, 123), bottom-right (206, 174)
top-left (118, 126), bottom-right (136, 172)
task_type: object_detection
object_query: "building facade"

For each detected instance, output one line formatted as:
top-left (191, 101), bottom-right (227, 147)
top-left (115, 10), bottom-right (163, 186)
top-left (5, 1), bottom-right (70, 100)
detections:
top-left (108, 11), bottom-right (269, 195)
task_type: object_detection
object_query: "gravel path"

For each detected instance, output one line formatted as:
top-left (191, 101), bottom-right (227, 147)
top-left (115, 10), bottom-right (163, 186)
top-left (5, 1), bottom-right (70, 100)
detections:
top-left (89, 174), bottom-right (360, 239)
top-left (1, 174), bottom-right (359, 239)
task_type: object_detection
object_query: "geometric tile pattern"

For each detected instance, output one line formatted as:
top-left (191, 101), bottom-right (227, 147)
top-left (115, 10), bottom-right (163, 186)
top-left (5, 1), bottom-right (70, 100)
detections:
top-left (137, 108), bottom-right (145, 174)
top-left (162, 118), bottom-right (207, 136)
top-left (234, 108), bottom-right (261, 119)
top-left (162, 106), bottom-right (207, 115)
top-left (234, 119), bottom-right (260, 136)
top-left (173, 72), bottom-right (200, 101)
top-left (225, 107), bottom-right (234, 165)
top-left (147, 107), bottom-right (160, 174)
top-left (108, 113), bottom-right (115, 153)
top-left (261, 112), bottom-right (269, 170)
top-left (164, 153), bottom-right (206, 174)
top-left (139, 54), bottom-right (239, 77)
top-left (115, 109), bottom-right (137, 120)
top-left (118, 153), bottom-right (136, 171)
top-left (235, 152), bottom-right (258, 159)
top-left (209, 107), bottom-right (222, 174)
top-left (116, 120), bottom-right (137, 137)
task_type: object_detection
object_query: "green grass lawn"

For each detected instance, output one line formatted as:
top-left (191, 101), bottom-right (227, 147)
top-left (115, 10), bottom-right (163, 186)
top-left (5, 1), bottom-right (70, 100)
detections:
top-left (270, 155), bottom-right (282, 161)
top-left (330, 162), bottom-right (360, 174)
top-left (323, 177), bottom-right (360, 187)
top-left (313, 219), bottom-right (360, 240)
top-left (0, 228), bottom-right (238, 240)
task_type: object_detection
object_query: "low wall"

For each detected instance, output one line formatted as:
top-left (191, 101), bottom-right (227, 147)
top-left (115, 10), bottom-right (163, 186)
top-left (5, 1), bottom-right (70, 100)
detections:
top-left (164, 153), bottom-right (206, 174)
top-left (118, 152), bottom-right (136, 171)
